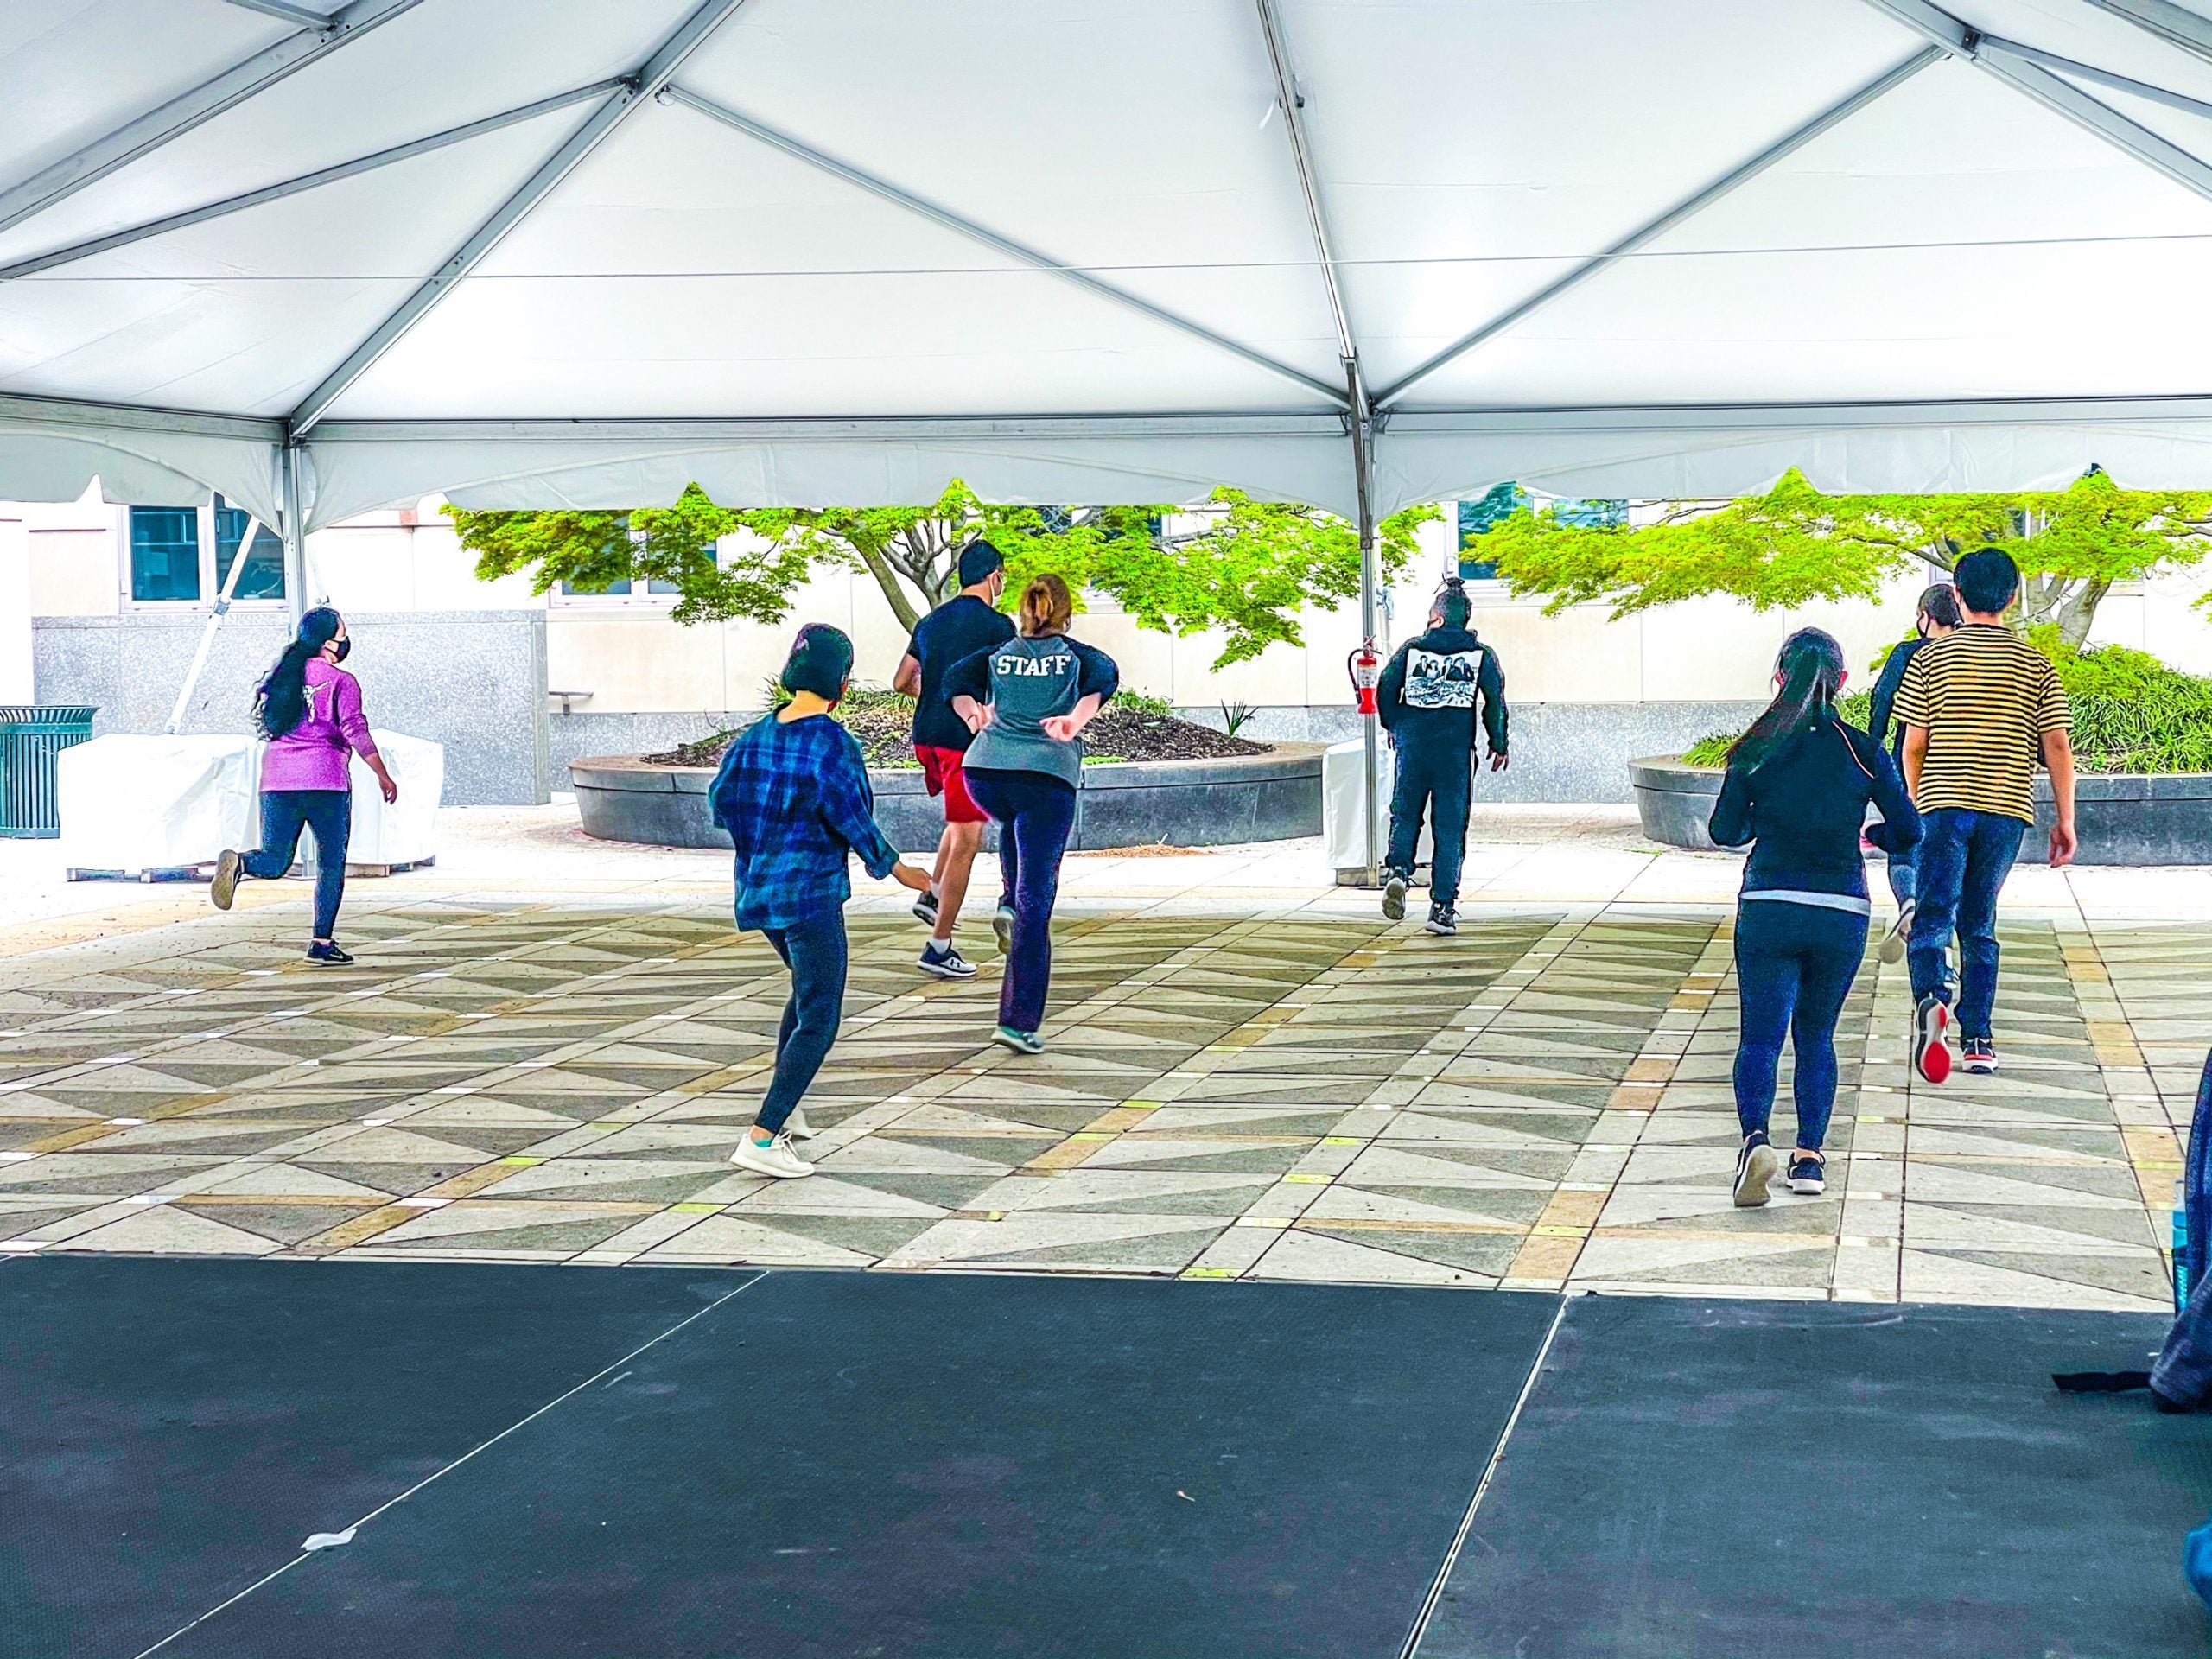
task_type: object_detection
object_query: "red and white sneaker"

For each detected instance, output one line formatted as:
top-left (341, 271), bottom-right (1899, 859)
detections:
top-left (1912, 995), bottom-right (1952, 1084)
top-left (1961, 1038), bottom-right (1998, 1075)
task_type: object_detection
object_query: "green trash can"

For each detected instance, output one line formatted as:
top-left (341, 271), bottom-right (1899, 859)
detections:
top-left (0, 706), bottom-right (98, 838)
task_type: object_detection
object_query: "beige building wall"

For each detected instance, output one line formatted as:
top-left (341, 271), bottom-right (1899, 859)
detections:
top-left (23, 487), bottom-right (2212, 711)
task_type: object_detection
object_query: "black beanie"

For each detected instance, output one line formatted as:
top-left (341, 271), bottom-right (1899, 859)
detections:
top-left (780, 623), bottom-right (854, 700)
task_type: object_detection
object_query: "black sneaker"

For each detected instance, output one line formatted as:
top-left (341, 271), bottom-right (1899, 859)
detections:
top-left (1961, 1037), bottom-right (1998, 1075)
top-left (1733, 1132), bottom-right (1777, 1207)
top-left (1382, 870), bottom-right (1408, 923)
top-left (1911, 995), bottom-right (1952, 1084)
top-left (912, 887), bottom-right (939, 927)
top-left (305, 942), bottom-right (354, 967)
top-left (1787, 1150), bottom-right (1826, 1195)
top-left (1424, 902), bottom-right (1457, 937)
top-left (918, 942), bottom-right (977, 980)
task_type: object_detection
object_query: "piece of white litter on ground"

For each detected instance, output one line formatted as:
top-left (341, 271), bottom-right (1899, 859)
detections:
top-left (302, 1528), bottom-right (355, 1551)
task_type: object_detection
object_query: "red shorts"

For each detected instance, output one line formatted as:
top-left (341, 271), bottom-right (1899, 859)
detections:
top-left (916, 745), bottom-right (988, 824)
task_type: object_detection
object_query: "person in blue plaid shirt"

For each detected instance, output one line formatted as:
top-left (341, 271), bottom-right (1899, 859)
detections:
top-left (712, 623), bottom-right (931, 1179)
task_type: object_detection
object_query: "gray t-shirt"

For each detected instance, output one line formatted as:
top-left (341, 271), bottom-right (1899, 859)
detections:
top-left (951, 634), bottom-right (1119, 789)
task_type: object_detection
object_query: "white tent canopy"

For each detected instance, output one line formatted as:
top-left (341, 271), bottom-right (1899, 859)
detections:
top-left (10, 0), bottom-right (2212, 537)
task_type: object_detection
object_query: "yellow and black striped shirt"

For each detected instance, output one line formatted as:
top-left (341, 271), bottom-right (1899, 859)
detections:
top-left (1891, 624), bottom-right (2069, 823)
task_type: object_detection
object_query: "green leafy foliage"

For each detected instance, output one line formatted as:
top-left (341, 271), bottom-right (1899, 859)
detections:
top-left (449, 482), bottom-right (1435, 671)
top-left (1479, 467), bottom-right (2212, 650)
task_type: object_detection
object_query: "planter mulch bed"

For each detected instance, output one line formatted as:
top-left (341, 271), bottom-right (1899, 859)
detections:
top-left (645, 699), bottom-right (1268, 770)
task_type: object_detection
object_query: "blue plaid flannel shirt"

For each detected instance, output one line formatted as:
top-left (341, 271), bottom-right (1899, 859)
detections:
top-left (709, 713), bottom-right (899, 931)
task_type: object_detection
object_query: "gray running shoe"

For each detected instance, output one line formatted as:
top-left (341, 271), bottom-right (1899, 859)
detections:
top-left (210, 849), bottom-right (241, 911)
top-left (1733, 1134), bottom-right (1778, 1207)
top-left (1382, 871), bottom-right (1408, 923)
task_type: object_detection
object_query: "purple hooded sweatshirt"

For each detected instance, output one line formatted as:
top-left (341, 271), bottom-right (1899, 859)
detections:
top-left (262, 658), bottom-right (378, 793)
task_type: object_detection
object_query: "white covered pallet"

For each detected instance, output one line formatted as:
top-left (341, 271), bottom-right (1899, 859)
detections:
top-left (58, 730), bottom-right (443, 879)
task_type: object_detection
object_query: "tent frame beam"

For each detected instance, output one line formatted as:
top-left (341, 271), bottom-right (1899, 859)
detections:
top-left (1374, 46), bottom-right (1943, 410)
top-left (286, 0), bottom-right (756, 439)
top-left (222, 0), bottom-right (341, 29)
top-left (0, 0), bottom-right (427, 238)
top-left (1862, 0), bottom-right (2212, 203)
top-left (0, 79), bottom-right (628, 284)
top-left (19, 388), bottom-right (2212, 450)
top-left (2075, 0), bottom-right (2212, 66)
top-left (660, 84), bottom-right (1349, 410)
top-left (0, 391), bottom-right (280, 441)
top-left (1977, 34), bottom-right (2212, 122)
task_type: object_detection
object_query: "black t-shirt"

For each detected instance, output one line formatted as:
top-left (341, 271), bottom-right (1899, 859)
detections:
top-left (906, 594), bottom-right (1016, 752)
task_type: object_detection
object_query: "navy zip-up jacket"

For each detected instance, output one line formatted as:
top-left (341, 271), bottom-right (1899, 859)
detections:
top-left (1376, 626), bottom-right (1508, 757)
top-left (1866, 635), bottom-right (1928, 764)
top-left (1708, 713), bottom-right (1922, 901)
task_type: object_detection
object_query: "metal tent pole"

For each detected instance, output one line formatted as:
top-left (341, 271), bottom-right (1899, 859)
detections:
top-left (278, 439), bottom-right (318, 887)
top-left (281, 440), bottom-right (307, 626)
top-left (1351, 371), bottom-right (1381, 887)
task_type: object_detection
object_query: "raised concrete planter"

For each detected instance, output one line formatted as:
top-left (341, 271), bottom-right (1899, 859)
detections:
top-left (1630, 756), bottom-right (2212, 866)
top-left (572, 744), bottom-right (1325, 853)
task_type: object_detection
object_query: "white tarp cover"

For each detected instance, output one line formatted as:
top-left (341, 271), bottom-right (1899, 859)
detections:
top-left (8, 0), bottom-right (2212, 524)
top-left (56, 727), bottom-right (442, 873)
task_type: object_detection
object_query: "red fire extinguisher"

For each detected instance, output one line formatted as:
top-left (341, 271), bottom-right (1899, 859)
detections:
top-left (1347, 639), bottom-right (1382, 716)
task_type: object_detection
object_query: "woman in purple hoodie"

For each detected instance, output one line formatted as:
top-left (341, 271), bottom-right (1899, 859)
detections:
top-left (209, 607), bottom-right (398, 964)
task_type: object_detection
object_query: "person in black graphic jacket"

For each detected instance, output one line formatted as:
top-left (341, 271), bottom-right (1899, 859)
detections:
top-left (1376, 579), bottom-right (1508, 937)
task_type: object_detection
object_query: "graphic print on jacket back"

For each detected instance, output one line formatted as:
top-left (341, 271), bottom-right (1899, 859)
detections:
top-left (1402, 645), bottom-right (1483, 709)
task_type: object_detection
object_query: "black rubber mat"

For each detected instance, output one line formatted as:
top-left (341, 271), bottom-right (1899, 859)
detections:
top-left (0, 1255), bottom-right (741, 1659)
top-left (1420, 1296), bottom-right (2212, 1659)
top-left (164, 1271), bottom-right (1560, 1659)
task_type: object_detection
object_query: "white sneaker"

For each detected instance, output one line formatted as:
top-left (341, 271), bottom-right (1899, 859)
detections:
top-left (993, 905), bottom-right (1015, 953)
top-left (785, 1105), bottom-right (818, 1141)
top-left (729, 1131), bottom-right (812, 1179)
top-left (1880, 900), bottom-right (1914, 963)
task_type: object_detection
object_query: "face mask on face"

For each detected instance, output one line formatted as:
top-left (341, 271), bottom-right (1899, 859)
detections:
top-left (330, 637), bottom-right (351, 663)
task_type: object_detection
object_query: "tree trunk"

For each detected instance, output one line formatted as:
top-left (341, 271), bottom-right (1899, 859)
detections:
top-left (2012, 571), bottom-right (2109, 647)
top-left (2050, 575), bottom-right (2111, 651)
top-left (850, 542), bottom-right (922, 635)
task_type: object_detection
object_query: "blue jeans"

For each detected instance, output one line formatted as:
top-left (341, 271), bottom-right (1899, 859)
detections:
top-left (1908, 808), bottom-right (2028, 1040)
top-left (242, 789), bottom-right (351, 939)
top-left (1386, 743), bottom-right (1472, 906)
top-left (1732, 899), bottom-right (1868, 1151)
top-left (964, 768), bottom-right (1077, 1035)
top-left (757, 908), bottom-right (848, 1134)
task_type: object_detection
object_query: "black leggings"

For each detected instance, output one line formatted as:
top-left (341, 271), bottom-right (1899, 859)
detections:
top-left (1732, 899), bottom-right (1867, 1151)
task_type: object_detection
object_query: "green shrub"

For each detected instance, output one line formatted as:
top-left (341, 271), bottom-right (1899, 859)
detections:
top-left (1681, 637), bottom-right (2212, 775)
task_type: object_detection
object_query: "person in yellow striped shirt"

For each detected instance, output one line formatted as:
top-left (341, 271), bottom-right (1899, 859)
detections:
top-left (1893, 547), bottom-right (2076, 1084)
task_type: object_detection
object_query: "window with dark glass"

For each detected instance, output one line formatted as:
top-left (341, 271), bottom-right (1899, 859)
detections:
top-left (128, 507), bottom-right (201, 601)
top-left (213, 496), bottom-right (285, 600)
top-left (1458, 484), bottom-right (1627, 579)
top-left (1456, 483), bottom-right (1525, 580)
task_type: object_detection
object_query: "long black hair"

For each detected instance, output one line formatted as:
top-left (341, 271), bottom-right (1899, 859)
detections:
top-left (256, 607), bottom-right (342, 740)
top-left (1726, 626), bottom-right (1846, 772)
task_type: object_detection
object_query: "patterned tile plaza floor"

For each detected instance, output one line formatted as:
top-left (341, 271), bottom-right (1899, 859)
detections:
top-left (0, 891), bottom-right (2203, 1311)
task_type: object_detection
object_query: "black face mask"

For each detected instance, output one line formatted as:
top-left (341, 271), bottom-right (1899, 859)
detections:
top-left (330, 637), bottom-right (351, 663)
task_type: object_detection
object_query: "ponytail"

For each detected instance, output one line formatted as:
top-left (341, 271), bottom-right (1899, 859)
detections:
top-left (256, 607), bottom-right (341, 740)
top-left (1727, 626), bottom-right (1846, 772)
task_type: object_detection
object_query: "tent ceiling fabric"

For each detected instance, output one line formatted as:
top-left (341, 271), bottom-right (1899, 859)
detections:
top-left (4, 0), bottom-right (2212, 524)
